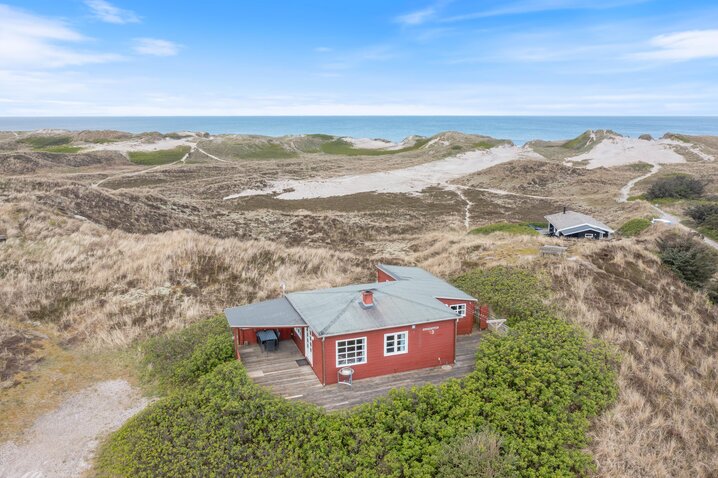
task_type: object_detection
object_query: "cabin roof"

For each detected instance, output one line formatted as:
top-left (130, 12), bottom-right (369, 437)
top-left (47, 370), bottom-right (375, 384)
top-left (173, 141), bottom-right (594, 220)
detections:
top-left (544, 210), bottom-right (614, 233)
top-left (225, 265), bottom-right (476, 337)
top-left (225, 297), bottom-right (306, 328)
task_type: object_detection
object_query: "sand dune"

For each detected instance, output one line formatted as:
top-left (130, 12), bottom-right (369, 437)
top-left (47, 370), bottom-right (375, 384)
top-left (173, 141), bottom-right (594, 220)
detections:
top-left (226, 145), bottom-right (541, 200)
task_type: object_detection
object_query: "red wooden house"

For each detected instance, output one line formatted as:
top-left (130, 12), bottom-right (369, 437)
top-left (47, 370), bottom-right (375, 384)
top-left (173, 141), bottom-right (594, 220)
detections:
top-left (224, 264), bottom-right (484, 385)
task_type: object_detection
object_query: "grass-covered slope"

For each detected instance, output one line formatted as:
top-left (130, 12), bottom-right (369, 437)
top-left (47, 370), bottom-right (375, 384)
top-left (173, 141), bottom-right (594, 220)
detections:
top-left (96, 267), bottom-right (617, 478)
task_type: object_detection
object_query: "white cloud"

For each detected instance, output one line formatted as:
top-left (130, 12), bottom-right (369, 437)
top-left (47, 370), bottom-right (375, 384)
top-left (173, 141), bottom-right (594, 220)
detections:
top-left (314, 47), bottom-right (332, 53)
top-left (396, 6), bottom-right (437, 25)
top-left (0, 4), bottom-right (121, 68)
top-left (441, 0), bottom-right (647, 22)
top-left (133, 38), bottom-right (180, 56)
top-left (632, 30), bottom-right (718, 61)
top-left (85, 0), bottom-right (139, 24)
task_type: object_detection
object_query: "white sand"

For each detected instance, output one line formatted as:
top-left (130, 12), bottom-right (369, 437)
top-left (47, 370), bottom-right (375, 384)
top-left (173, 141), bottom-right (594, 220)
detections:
top-left (342, 137), bottom-right (405, 150)
top-left (83, 137), bottom-right (196, 153)
top-left (565, 135), bottom-right (694, 169)
top-left (226, 145), bottom-right (540, 200)
top-left (0, 380), bottom-right (149, 478)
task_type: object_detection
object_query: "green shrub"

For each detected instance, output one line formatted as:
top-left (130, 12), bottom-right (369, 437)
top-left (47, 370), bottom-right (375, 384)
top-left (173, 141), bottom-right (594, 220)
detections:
top-left (686, 203), bottom-right (718, 225)
top-left (657, 233), bottom-right (718, 288)
top-left (453, 266), bottom-right (551, 323)
top-left (128, 146), bottom-right (191, 165)
top-left (470, 223), bottom-right (539, 236)
top-left (646, 175), bottom-right (704, 200)
top-left (435, 430), bottom-right (517, 478)
top-left (141, 315), bottom-right (232, 392)
top-left (617, 218), bottom-right (651, 237)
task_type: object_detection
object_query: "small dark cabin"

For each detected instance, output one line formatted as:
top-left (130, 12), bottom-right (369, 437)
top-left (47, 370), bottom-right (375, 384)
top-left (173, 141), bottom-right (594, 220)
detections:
top-left (545, 209), bottom-right (613, 239)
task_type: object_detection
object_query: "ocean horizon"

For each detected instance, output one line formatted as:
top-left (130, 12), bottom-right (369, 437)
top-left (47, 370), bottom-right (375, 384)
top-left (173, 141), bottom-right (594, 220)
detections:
top-left (1, 116), bottom-right (717, 145)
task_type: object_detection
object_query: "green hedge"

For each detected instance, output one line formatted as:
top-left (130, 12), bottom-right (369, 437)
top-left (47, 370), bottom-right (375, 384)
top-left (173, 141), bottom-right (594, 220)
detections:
top-left (470, 223), bottom-right (540, 236)
top-left (97, 268), bottom-right (617, 478)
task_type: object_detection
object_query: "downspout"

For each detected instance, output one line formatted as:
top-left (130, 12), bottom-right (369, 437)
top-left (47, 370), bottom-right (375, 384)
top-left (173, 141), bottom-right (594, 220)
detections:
top-left (453, 319), bottom-right (458, 364)
top-left (321, 337), bottom-right (326, 386)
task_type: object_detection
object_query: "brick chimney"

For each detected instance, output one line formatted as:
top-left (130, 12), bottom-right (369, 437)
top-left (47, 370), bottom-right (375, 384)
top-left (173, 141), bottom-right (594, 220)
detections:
top-left (361, 290), bottom-right (374, 307)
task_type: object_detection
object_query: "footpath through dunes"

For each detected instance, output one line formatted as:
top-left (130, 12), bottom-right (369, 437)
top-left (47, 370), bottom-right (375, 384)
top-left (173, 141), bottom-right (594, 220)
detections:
top-left (225, 144), bottom-right (541, 200)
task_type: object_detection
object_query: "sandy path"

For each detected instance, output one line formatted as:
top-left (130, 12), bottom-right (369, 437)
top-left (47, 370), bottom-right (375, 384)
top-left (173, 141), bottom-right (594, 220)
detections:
top-left (0, 380), bottom-right (149, 478)
top-left (225, 145), bottom-right (541, 200)
top-left (618, 164), bottom-right (661, 202)
top-left (82, 137), bottom-right (195, 153)
top-left (92, 145), bottom-right (194, 188)
top-left (195, 146), bottom-right (231, 163)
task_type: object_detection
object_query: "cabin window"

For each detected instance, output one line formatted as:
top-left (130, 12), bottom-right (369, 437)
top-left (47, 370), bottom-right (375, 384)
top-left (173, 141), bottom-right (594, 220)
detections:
top-left (584, 233), bottom-right (594, 238)
top-left (449, 303), bottom-right (467, 317)
top-left (336, 338), bottom-right (367, 366)
top-left (294, 327), bottom-right (302, 339)
top-left (384, 331), bottom-right (408, 356)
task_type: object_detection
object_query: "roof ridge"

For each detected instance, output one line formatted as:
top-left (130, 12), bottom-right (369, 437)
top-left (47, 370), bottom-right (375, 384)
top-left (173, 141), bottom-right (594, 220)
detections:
top-left (317, 292), bottom-right (360, 336)
top-left (379, 289), bottom-right (460, 317)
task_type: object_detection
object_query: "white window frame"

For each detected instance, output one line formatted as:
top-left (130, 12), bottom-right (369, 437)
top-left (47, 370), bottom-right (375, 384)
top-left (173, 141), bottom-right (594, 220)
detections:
top-left (336, 337), bottom-right (367, 367)
top-left (449, 303), bottom-right (467, 317)
top-left (293, 327), bottom-right (303, 339)
top-left (584, 233), bottom-right (594, 238)
top-left (384, 331), bottom-right (408, 356)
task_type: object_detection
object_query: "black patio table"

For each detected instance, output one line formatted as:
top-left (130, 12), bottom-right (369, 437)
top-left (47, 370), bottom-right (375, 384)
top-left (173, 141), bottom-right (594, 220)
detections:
top-left (256, 329), bottom-right (279, 352)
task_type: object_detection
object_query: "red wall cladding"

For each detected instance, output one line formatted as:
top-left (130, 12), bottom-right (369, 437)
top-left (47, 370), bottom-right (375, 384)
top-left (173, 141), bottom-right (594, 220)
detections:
top-left (317, 319), bottom-right (456, 385)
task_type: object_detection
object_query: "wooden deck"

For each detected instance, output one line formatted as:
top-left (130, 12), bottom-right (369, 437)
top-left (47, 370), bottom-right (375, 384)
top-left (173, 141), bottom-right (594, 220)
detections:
top-left (238, 332), bottom-right (482, 411)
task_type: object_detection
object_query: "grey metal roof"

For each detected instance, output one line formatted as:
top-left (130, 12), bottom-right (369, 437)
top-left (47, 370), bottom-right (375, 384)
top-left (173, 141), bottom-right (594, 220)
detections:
top-left (286, 280), bottom-right (460, 337)
top-left (224, 297), bottom-right (306, 328)
top-left (224, 265), bottom-right (477, 337)
top-left (545, 210), bottom-right (614, 233)
top-left (376, 264), bottom-right (476, 300)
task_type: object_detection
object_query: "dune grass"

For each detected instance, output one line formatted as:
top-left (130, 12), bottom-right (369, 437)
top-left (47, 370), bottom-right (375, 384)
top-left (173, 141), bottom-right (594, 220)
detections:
top-left (41, 145), bottom-right (83, 153)
top-left (20, 136), bottom-right (72, 150)
top-left (128, 146), bottom-right (191, 165)
top-left (320, 137), bottom-right (430, 156)
top-left (470, 222), bottom-right (539, 236)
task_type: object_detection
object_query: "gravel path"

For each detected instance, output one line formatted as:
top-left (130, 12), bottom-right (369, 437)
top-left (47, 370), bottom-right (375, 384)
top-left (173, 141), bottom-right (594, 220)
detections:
top-left (0, 380), bottom-right (149, 478)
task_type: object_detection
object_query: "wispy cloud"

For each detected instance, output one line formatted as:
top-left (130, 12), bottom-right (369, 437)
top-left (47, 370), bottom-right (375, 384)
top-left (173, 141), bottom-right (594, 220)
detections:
top-left (85, 0), bottom-right (140, 24)
top-left (133, 38), bottom-right (180, 56)
top-left (441, 0), bottom-right (647, 22)
top-left (0, 4), bottom-right (121, 68)
top-left (632, 30), bottom-right (718, 61)
top-left (314, 47), bottom-right (332, 53)
top-left (396, 6), bottom-right (437, 26)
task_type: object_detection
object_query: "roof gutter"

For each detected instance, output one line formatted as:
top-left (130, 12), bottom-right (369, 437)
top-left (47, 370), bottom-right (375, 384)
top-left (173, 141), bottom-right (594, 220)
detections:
top-left (315, 316), bottom-right (460, 339)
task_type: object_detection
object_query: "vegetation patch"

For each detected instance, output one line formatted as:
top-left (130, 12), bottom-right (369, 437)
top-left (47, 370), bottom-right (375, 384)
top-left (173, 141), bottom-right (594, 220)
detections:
top-left (97, 266), bottom-right (616, 478)
top-left (657, 233), bottom-right (718, 289)
top-left (470, 222), bottom-right (539, 237)
top-left (20, 136), bottom-right (72, 150)
top-left (320, 137), bottom-right (430, 156)
top-left (617, 218), bottom-right (651, 237)
top-left (646, 174), bottom-right (704, 200)
top-left (128, 146), bottom-right (190, 165)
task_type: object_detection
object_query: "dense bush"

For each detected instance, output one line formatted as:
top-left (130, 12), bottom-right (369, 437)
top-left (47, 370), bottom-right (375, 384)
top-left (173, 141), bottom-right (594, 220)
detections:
top-left (617, 218), bottom-right (651, 237)
top-left (141, 315), bottom-right (233, 392)
top-left (646, 175), bottom-right (704, 200)
top-left (453, 266), bottom-right (551, 323)
top-left (435, 430), bottom-right (517, 478)
top-left (97, 268), bottom-right (617, 478)
top-left (657, 233), bottom-right (718, 288)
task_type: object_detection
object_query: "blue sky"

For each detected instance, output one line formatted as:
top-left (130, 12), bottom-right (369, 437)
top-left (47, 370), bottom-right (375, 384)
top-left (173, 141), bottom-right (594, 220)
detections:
top-left (1, 0), bottom-right (717, 115)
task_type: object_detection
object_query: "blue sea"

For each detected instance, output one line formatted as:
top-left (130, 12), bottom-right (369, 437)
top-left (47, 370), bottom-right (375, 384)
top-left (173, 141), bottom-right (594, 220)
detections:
top-left (1, 116), bottom-right (717, 145)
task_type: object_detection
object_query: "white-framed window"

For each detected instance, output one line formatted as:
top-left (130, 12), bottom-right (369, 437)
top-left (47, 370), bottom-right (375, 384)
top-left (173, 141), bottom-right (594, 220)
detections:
top-left (584, 233), bottom-right (594, 238)
top-left (336, 337), bottom-right (367, 367)
top-left (294, 327), bottom-right (303, 339)
top-left (449, 303), bottom-right (467, 317)
top-left (384, 331), bottom-right (408, 356)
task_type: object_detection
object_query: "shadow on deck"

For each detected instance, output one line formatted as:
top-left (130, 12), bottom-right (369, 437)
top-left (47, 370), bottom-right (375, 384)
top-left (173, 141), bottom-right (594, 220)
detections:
top-left (238, 332), bottom-right (482, 411)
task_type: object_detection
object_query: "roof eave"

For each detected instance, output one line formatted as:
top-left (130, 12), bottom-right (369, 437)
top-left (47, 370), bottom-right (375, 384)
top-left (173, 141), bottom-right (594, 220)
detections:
top-left (316, 315), bottom-right (460, 338)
